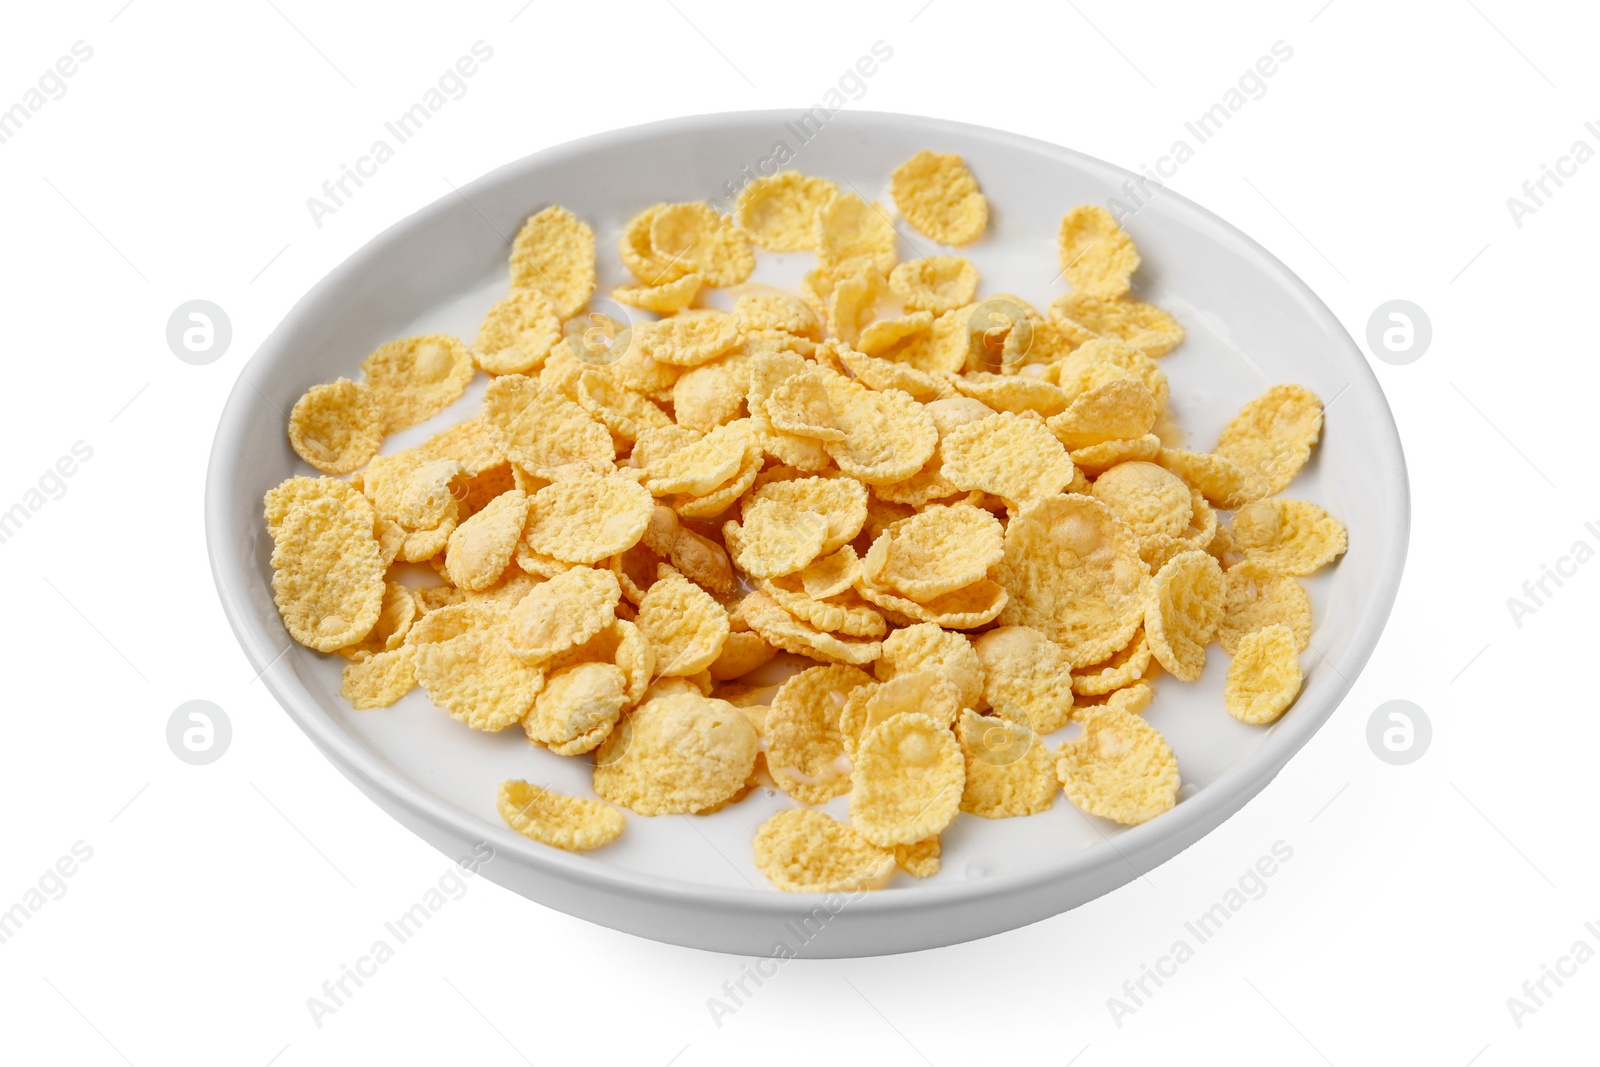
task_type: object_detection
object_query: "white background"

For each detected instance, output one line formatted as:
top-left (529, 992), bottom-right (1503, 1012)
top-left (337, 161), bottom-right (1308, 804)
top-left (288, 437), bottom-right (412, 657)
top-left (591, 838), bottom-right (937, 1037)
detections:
top-left (1, 1), bottom-right (1594, 1063)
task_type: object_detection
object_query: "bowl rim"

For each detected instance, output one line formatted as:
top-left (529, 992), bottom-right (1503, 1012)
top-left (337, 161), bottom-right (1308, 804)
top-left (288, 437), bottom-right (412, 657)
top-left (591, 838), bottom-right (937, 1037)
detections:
top-left (206, 108), bottom-right (1409, 918)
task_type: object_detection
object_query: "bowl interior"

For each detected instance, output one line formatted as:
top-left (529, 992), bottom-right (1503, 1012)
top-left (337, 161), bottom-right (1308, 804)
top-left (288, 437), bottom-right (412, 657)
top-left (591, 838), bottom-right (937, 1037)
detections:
top-left (209, 111), bottom-right (1405, 911)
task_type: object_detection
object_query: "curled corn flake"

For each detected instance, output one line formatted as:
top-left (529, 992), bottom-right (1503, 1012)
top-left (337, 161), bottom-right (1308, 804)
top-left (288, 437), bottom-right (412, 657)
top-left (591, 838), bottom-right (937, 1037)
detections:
top-left (752, 809), bottom-right (894, 893)
top-left (1230, 498), bottom-right (1348, 576)
top-left (577, 369), bottom-right (672, 442)
top-left (739, 590), bottom-right (882, 666)
top-left (995, 495), bottom-right (1148, 668)
top-left (672, 355), bottom-right (751, 433)
top-left (631, 424), bottom-right (702, 468)
top-left (839, 349), bottom-right (945, 403)
top-left (972, 625), bottom-right (1075, 735)
top-left (767, 665), bottom-right (875, 804)
top-left (475, 288), bottom-right (562, 375)
top-left (288, 378), bottom-right (382, 475)
top-left (762, 575), bottom-right (887, 638)
top-left (953, 373), bottom-right (1067, 417)
top-left (340, 644), bottom-right (416, 709)
top-left (842, 670), bottom-right (961, 757)
top-left (445, 488), bottom-right (529, 591)
top-left (1070, 628), bottom-right (1153, 697)
top-left (725, 497), bottom-right (828, 579)
top-left (823, 380), bottom-right (938, 486)
top-left (800, 545), bottom-right (861, 598)
top-left (1058, 205), bottom-right (1140, 298)
top-left (634, 309), bottom-right (741, 368)
top-left (941, 411), bottom-right (1075, 509)
top-left (621, 203), bottom-right (688, 285)
top-left (894, 836), bottom-right (941, 878)
top-left (642, 422), bottom-right (751, 496)
top-left (857, 312), bottom-right (934, 358)
top-left (1056, 337), bottom-right (1169, 409)
top-left (863, 503), bottom-right (1003, 603)
top-left (1144, 550), bottom-right (1225, 682)
top-left (957, 708), bottom-right (1056, 819)
top-left (815, 192), bottom-right (898, 274)
top-left (648, 202), bottom-right (755, 287)
top-left (734, 291), bottom-right (821, 339)
top-left (360, 334), bottom-right (475, 435)
top-left (1049, 292), bottom-right (1185, 359)
top-left (639, 505), bottom-right (737, 598)
top-left (736, 172), bottom-right (840, 251)
top-left (611, 272), bottom-right (702, 315)
top-left (498, 780), bottom-right (625, 852)
top-left (505, 565), bottom-right (621, 663)
top-left (1213, 384), bottom-right (1323, 500)
top-left (1055, 704), bottom-right (1179, 825)
top-left (510, 205), bottom-right (596, 319)
top-left (270, 495), bottom-right (386, 652)
top-left (1048, 376), bottom-right (1160, 449)
top-left (1069, 434), bottom-right (1162, 478)
top-left (592, 692), bottom-right (758, 815)
top-left (855, 577), bottom-right (1008, 630)
top-left (708, 629), bottom-right (777, 681)
top-left (524, 473), bottom-right (654, 564)
top-left (890, 150), bottom-right (989, 246)
top-left (889, 256), bottom-right (979, 314)
top-left (1218, 560), bottom-right (1312, 655)
top-left (1091, 461), bottom-right (1193, 542)
top-left (748, 474), bottom-right (867, 556)
top-left (636, 564), bottom-right (729, 677)
top-left (481, 374), bottom-right (615, 480)
top-left (524, 661), bottom-right (628, 755)
top-left (764, 367), bottom-right (847, 442)
top-left (1157, 447), bottom-right (1254, 510)
top-left (338, 580), bottom-right (418, 662)
top-left (1224, 624), bottom-right (1302, 725)
top-left (850, 712), bottom-right (965, 847)
top-left (827, 270), bottom-right (890, 348)
top-left (673, 446), bottom-right (763, 519)
top-left (411, 606), bottom-right (545, 731)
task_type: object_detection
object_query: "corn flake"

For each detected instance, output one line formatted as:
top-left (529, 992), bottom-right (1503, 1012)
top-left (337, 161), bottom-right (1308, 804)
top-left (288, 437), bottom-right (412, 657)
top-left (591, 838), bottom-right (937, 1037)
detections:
top-left (1057, 205), bottom-right (1140, 298)
top-left (510, 205), bottom-right (596, 318)
top-left (445, 488), bottom-right (529, 591)
top-left (850, 712), bottom-right (965, 847)
top-left (752, 809), bottom-right (894, 892)
top-left (1055, 703), bottom-right (1179, 825)
top-left (1144, 550), bottom-right (1225, 682)
top-left (889, 256), bottom-right (979, 314)
top-left (972, 625), bottom-right (1075, 735)
top-left (288, 378), bottom-right (382, 475)
top-left (1230, 498), bottom-right (1348, 576)
top-left (592, 692), bottom-right (758, 815)
top-left (957, 709), bottom-right (1056, 818)
top-left (360, 334), bottom-right (475, 435)
top-left (1224, 624), bottom-right (1302, 725)
top-left (940, 412), bottom-right (1075, 508)
top-left (498, 780), bottom-right (625, 851)
top-left (890, 150), bottom-right (988, 246)
top-left (505, 565), bottom-right (621, 663)
top-left (767, 664), bottom-right (875, 804)
top-left (636, 564), bottom-right (729, 676)
top-left (736, 172), bottom-right (840, 251)
top-left (525, 472), bottom-right (654, 564)
top-left (863, 503), bottom-right (1003, 602)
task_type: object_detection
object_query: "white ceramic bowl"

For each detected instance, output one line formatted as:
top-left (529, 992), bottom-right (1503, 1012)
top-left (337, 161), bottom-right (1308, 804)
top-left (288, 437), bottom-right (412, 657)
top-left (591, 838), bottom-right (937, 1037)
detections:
top-left (206, 111), bottom-right (1408, 957)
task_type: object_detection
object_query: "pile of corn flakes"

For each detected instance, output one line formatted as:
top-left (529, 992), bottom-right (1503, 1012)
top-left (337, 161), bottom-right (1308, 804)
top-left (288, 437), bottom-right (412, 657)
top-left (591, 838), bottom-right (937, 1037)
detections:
top-left (265, 149), bottom-right (1345, 892)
